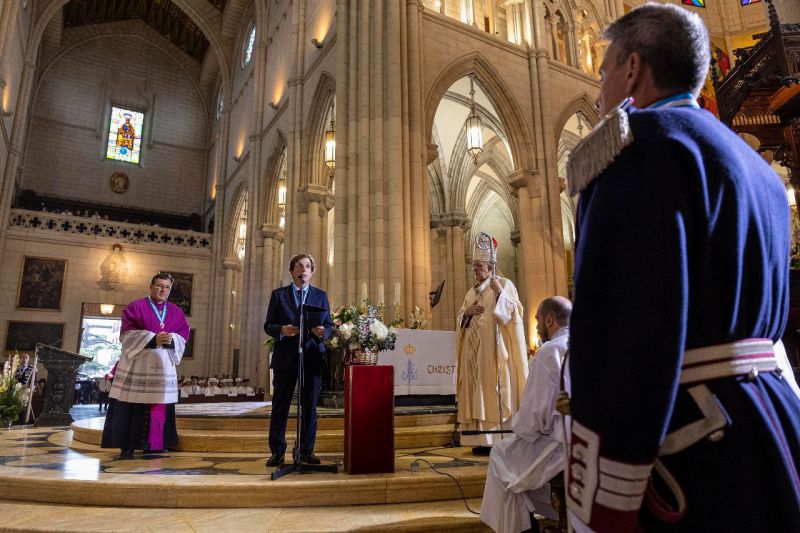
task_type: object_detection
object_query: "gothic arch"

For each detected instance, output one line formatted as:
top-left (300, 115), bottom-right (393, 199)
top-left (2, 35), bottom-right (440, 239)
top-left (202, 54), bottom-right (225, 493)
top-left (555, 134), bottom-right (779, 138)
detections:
top-left (32, 0), bottom-right (232, 90)
top-left (553, 93), bottom-right (600, 143)
top-left (424, 52), bottom-right (537, 173)
top-left (304, 72), bottom-right (336, 189)
top-left (261, 131), bottom-right (288, 226)
top-left (226, 182), bottom-right (249, 258)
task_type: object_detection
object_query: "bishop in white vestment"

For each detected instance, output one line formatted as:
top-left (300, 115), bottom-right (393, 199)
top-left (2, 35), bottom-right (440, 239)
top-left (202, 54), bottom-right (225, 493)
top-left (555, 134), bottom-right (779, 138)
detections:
top-left (456, 232), bottom-right (528, 449)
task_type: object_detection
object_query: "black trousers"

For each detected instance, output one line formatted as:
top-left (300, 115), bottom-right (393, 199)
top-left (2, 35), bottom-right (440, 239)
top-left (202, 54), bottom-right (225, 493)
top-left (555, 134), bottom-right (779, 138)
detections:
top-left (268, 364), bottom-right (321, 456)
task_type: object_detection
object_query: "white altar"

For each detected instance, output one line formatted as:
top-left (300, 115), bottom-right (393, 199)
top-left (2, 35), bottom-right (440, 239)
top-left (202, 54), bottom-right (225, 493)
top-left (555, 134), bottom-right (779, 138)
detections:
top-left (380, 329), bottom-right (458, 396)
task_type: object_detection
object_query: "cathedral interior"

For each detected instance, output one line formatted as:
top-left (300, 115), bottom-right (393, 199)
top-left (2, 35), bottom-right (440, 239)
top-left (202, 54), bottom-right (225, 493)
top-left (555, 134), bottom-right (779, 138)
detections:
top-left (0, 0), bottom-right (798, 530)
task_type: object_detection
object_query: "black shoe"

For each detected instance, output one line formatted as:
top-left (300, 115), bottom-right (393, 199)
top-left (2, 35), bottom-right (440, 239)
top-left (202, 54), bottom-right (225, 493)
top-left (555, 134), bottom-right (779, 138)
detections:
top-left (300, 453), bottom-right (321, 465)
top-left (266, 452), bottom-right (285, 467)
top-left (471, 446), bottom-right (492, 456)
top-left (119, 449), bottom-right (134, 460)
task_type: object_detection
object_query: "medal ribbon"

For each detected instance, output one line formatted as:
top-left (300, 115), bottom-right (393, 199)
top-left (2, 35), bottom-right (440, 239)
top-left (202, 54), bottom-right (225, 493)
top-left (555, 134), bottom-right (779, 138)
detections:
top-left (147, 298), bottom-right (168, 330)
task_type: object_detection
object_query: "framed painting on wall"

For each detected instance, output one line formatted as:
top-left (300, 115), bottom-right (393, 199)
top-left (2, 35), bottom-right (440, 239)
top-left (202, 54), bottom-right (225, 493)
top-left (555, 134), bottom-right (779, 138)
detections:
top-left (17, 256), bottom-right (67, 310)
top-left (5, 321), bottom-right (65, 352)
top-left (183, 329), bottom-right (195, 360)
top-left (164, 271), bottom-right (193, 316)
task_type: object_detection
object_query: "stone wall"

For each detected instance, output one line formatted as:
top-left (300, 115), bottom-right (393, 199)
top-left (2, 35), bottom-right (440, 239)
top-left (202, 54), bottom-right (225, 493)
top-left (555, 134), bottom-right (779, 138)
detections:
top-left (21, 20), bottom-right (209, 216)
top-left (0, 224), bottom-right (212, 377)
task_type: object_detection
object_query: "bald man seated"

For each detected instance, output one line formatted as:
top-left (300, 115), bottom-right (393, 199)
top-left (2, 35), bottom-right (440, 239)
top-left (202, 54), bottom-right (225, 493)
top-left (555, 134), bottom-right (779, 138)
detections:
top-left (481, 296), bottom-right (572, 533)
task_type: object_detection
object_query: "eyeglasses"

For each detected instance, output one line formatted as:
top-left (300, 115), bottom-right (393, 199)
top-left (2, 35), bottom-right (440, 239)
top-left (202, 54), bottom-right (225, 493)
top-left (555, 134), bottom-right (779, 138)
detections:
top-left (153, 284), bottom-right (172, 291)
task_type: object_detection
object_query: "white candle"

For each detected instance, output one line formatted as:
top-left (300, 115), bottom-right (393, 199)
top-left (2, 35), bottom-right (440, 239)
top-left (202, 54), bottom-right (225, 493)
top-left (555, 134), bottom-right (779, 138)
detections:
top-left (378, 283), bottom-right (385, 305)
top-left (394, 282), bottom-right (401, 305)
top-left (362, 282), bottom-right (368, 303)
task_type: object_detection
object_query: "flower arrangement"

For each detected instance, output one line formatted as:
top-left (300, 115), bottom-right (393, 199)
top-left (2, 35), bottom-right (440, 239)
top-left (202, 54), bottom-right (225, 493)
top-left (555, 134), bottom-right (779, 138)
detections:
top-left (408, 305), bottom-right (428, 330)
top-left (0, 354), bottom-right (28, 428)
top-left (326, 303), bottom-right (399, 364)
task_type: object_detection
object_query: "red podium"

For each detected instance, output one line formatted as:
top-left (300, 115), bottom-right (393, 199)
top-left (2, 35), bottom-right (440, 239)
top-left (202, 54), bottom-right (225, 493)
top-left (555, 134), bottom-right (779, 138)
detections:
top-left (344, 365), bottom-right (395, 474)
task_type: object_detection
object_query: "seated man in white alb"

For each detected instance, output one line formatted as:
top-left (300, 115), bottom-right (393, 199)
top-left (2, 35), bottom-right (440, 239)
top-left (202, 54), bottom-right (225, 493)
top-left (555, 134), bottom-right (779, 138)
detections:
top-left (180, 379), bottom-right (192, 398)
top-left (205, 377), bottom-right (222, 396)
top-left (481, 296), bottom-right (571, 533)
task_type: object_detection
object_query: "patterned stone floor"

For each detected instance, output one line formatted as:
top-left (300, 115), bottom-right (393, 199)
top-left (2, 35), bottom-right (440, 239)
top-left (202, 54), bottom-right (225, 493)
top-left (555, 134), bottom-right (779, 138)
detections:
top-left (0, 406), bottom-right (492, 531)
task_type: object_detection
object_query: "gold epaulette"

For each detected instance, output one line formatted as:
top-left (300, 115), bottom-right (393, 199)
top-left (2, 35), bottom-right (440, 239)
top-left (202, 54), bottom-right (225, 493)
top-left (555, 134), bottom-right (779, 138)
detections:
top-left (566, 97), bottom-right (634, 196)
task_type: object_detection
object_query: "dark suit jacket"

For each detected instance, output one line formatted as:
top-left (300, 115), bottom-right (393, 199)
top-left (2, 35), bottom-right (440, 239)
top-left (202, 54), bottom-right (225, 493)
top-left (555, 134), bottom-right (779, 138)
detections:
top-left (264, 284), bottom-right (334, 373)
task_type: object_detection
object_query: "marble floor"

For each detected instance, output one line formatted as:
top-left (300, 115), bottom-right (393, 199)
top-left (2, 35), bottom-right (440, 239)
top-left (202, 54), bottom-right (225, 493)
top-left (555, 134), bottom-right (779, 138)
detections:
top-left (0, 405), bottom-right (492, 531)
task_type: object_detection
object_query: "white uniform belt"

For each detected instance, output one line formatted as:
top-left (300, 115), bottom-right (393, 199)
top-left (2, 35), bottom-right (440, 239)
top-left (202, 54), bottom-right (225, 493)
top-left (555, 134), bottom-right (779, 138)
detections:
top-left (680, 338), bottom-right (777, 385)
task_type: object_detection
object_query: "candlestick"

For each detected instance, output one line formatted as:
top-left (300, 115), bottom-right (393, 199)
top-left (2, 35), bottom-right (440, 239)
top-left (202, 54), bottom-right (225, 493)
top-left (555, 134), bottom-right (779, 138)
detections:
top-left (394, 282), bottom-right (401, 306)
top-left (378, 282), bottom-right (385, 305)
top-left (362, 282), bottom-right (368, 303)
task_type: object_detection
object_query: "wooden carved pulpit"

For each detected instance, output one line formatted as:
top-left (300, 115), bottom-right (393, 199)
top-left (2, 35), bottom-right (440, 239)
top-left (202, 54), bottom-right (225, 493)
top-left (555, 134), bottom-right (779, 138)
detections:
top-left (34, 343), bottom-right (90, 427)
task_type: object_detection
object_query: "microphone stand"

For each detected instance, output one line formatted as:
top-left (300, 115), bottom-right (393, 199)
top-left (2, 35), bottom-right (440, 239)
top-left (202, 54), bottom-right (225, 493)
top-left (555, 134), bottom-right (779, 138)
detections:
top-left (271, 301), bottom-right (338, 480)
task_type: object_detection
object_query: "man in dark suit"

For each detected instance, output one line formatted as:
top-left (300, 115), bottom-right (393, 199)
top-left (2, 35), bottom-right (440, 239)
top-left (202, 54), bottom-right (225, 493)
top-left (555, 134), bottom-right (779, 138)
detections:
top-left (264, 253), bottom-right (333, 467)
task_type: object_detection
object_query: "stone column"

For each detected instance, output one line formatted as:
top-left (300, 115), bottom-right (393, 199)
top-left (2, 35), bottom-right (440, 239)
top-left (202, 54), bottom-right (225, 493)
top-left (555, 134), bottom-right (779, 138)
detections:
top-left (527, 0), bottom-right (568, 301)
top-left (238, 20), bottom-right (271, 389)
top-left (0, 59), bottom-right (36, 266)
top-left (334, 0), bottom-right (431, 317)
top-left (220, 257), bottom-right (241, 374)
top-left (303, 184), bottom-right (331, 285)
top-left (259, 223), bottom-right (283, 391)
top-left (205, 99), bottom-right (233, 376)
top-left (509, 170), bottom-right (551, 351)
top-left (429, 213), bottom-right (469, 330)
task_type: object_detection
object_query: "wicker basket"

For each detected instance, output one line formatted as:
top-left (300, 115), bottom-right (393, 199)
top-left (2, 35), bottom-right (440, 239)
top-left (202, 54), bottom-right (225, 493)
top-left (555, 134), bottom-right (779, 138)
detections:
top-left (345, 348), bottom-right (379, 366)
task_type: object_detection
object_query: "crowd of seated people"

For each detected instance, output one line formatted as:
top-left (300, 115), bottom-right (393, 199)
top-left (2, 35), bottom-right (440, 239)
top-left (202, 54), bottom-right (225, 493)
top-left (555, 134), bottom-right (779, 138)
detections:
top-left (178, 375), bottom-right (264, 402)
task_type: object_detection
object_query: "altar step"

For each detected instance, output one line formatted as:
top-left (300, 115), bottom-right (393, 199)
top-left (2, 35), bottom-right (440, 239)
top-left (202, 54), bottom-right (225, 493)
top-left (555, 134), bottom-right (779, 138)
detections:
top-left (71, 417), bottom-right (457, 453)
top-left (0, 498), bottom-right (491, 532)
top-left (1, 426), bottom-right (489, 510)
top-left (176, 410), bottom-right (456, 431)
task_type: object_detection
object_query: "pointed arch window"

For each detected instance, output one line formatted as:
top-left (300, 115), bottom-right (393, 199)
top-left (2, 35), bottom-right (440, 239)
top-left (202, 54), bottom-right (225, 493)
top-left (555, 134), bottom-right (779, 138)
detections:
top-left (215, 87), bottom-right (224, 120)
top-left (277, 150), bottom-right (287, 229)
top-left (235, 194), bottom-right (248, 260)
top-left (242, 23), bottom-right (256, 68)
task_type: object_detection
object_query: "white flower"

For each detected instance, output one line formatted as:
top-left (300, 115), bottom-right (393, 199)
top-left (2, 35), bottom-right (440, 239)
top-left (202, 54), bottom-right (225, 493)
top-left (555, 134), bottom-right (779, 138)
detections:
top-left (331, 337), bottom-right (339, 347)
top-left (370, 320), bottom-right (389, 340)
top-left (339, 323), bottom-right (353, 339)
top-left (348, 342), bottom-right (359, 351)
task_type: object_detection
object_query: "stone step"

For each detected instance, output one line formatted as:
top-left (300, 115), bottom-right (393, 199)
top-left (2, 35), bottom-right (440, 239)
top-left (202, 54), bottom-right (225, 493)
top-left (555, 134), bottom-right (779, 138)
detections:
top-left (0, 498), bottom-right (492, 532)
top-left (0, 427), bottom-right (490, 510)
top-left (71, 417), bottom-right (458, 453)
top-left (175, 411), bottom-right (456, 431)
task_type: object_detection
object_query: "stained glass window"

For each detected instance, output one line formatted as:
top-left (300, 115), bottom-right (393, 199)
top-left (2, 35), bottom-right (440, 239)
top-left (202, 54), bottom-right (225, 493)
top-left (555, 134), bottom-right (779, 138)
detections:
top-left (106, 107), bottom-right (144, 164)
top-left (681, 0), bottom-right (705, 6)
top-left (242, 24), bottom-right (256, 67)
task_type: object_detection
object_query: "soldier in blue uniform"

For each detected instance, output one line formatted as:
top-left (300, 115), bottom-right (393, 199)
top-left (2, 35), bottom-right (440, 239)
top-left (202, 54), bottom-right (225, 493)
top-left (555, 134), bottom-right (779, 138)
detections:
top-left (565, 4), bottom-right (800, 532)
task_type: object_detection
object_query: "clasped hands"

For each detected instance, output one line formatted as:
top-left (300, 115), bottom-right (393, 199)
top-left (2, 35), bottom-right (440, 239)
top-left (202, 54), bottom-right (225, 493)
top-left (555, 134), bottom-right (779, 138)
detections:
top-left (155, 332), bottom-right (173, 346)
top-left (281, 325), bottom-right (325, 338)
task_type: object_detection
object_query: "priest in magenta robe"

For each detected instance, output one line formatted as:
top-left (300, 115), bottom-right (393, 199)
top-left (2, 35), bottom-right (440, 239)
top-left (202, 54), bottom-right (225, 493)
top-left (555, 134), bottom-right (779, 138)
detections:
top-left (101, 272), bottom-right (190, 459)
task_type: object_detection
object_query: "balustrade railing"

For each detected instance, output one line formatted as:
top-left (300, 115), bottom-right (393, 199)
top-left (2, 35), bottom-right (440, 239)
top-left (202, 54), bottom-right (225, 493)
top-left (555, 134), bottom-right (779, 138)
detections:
top-left (9, 209), bottom-right (212, 249)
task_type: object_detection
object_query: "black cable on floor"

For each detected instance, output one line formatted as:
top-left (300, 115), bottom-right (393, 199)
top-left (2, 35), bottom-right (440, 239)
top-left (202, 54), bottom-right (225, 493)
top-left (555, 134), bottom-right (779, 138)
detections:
top-left (411, 458), bottom-right (481, 516)
top-left (394, 446), bottom-right (449, 458)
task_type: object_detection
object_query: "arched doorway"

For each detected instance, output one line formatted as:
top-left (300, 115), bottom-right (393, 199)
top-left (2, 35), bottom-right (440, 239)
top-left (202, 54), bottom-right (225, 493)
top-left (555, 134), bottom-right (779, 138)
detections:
top-left (428, 75), bottom-right (518, 330)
